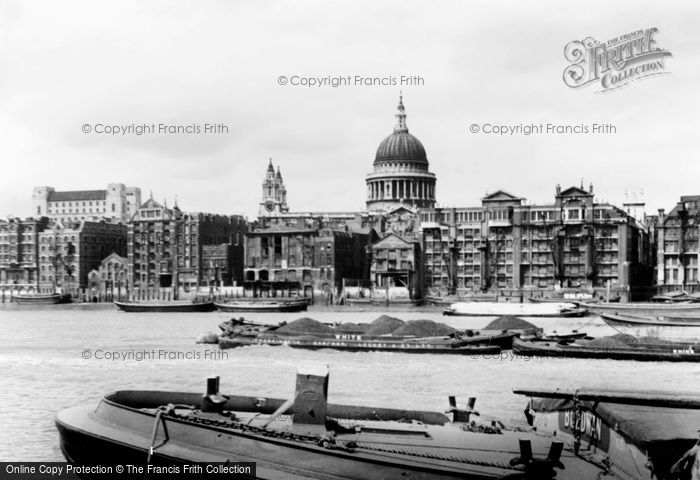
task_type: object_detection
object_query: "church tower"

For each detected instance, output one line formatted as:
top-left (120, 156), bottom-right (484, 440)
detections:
top-left (259, 158), bottom-right (289, 216)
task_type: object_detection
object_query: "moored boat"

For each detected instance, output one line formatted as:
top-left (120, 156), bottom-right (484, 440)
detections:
top-left (369, 297), bottom-right (423, 307)
top-left (114, 300), bottom-right (216, 313)
top-left (56, 368), bottom-right (655, 479)
top-left (514, 388), bottom-right (700, 480)
top-left (583, 301), bottom-right (700, 317)
top-left (443, 301), bottom-right (587, 318)
top-left (215, 317), bottom-right (516, 354)
top-left (600, 312), bottom-right (700, 343)
top-left (214, 298), bottom-right (309, 312)
top-left (12, 292), bottom-right (72, 305)
top-left (513, 336), bottom-right (699, 362)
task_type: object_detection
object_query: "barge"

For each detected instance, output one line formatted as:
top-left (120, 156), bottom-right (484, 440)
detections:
top-left (600, 312), bottom-right (700, 343)
top-left (13, 293), bottom-right (72, 305)
top-left (216, 317), bottom-right (516, 354)
top-left (443, 301), bottom-right (588, 318)
top-left (214, 298), bottom-right (309, 313)
top-left (55, 367), bottom-right (685, 479)
top-left (512, 337), bottom-right (700, 362)
top-left (114, 300), bottom-right (217, 313)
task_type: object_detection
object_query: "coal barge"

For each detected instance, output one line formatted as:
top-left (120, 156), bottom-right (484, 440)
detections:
top-left (214, 316), bottom-right (539, 354)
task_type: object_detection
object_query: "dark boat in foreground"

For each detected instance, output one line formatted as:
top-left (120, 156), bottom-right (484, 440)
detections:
top-left (114, 300), bottom-right (216, 313)
top-left (55, 367), bottom-right (677, 479)
top-left (214, 298), bottom-right (309, 313)
top-left (514, 387), bottom-right (700, 480)
top-left (216, 317), bottom-right (513, 354)
top-left (601, 312), bottom-right (700, 343)
top-left (13, 292), bottom-right (72, 305)
top-left (513, 336), bottom-right (700, 362)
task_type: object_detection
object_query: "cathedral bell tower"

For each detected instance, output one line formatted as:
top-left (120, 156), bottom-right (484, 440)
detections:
top-left (259, 158), bottom-right (289, 216)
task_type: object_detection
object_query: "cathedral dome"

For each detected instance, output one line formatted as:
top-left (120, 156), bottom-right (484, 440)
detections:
top-left (374, 131), bottom-right (427, 165)
top-left (366, 94), bottom-right (437, 211)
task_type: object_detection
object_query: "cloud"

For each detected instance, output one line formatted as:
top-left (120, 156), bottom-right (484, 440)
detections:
top-left (1, 0), bottom-right (699, 219)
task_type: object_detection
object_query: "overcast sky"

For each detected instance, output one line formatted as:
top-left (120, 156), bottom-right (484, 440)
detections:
top-left (2, 0), bottom-right (698, 219)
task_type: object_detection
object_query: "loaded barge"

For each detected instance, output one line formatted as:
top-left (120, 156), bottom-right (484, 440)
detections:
top-left (56, 366), bottom-right (700, 479)
top-left (513, 337), bottom-right (700, 362)
top-left (214, 316), bottom-right (538, 354)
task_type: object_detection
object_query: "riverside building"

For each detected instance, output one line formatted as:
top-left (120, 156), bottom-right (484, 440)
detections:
top-left (420, 185), bottom-right (653, 301)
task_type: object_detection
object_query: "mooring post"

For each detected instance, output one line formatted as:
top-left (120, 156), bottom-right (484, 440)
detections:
top-left (293, 364), bottom-right (329, 428)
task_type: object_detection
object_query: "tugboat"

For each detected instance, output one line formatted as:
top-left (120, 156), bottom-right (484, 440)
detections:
top-left (55, 366), bottom-right (686, 479)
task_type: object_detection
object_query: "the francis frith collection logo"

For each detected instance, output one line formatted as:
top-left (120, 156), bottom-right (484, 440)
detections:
top-left (563, 28), bottom-right (672, 92)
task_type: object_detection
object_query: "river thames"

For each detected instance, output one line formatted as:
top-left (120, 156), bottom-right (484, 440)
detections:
top-left (1, 304), bottom-right (699, 462)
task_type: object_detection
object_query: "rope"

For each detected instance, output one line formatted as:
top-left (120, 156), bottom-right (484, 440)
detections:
top-left (353, 441), bottom-right (519, 471)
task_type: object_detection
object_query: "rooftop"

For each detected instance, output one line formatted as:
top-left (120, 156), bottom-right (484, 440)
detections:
top-left (48, 190), bottom-right (107, 202)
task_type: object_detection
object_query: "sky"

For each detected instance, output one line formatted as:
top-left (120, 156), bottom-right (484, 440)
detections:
top-left (1, 0), bottom-right (699, 220)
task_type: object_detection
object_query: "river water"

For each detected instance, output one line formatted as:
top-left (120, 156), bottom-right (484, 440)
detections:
top-left (1, 304), bottom-right (699, 461)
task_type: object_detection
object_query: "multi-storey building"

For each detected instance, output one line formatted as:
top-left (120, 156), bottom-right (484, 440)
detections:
top-left (37, 221), bottom-right (127, 290)
top-left (88, 252), bottom-right (129, 298)
top-left (1, 216), bottom-right (126, 292)
top-left (655, 196), bottom-right (700, 291)
top-left (420, 185), bottom-right (653, 300)
top-left (32, 183), bottom-right (141, 224)
top-left (370, 232), bottom-right (422, 299)
top-left (127, 198), bottom-right (248, 292)
top-left (0, 217), bottom-right (50, 292)
top-left (243, 220), bottom-right (371, 297)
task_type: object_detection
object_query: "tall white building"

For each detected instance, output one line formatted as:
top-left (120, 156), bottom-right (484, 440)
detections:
top-left (32, 183), bottom-right (142, 224)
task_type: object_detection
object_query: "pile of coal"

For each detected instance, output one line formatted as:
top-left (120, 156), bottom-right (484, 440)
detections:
top-left (276, 317), bottom-right (333, 335)
top-left (392, 320), bottom-right (456, 337)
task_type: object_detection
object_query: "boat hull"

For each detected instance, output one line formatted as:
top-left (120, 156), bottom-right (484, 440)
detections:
top-left (600, 313), bottom-right (700, 343)
top-left (584, 302), bottom-right (700, 317)
top-left (512, 337), bottom-right (700, 362)
top-left (369, 299), bottom-right (423, 307)
top-left (443, 302), bottom-right (587, 318)
top-left (13, 293), bottom-right (72, 305)
top-left (55, 390), bottom-right (609, 480)
top-left (214, 300), bottom-right (308, 313)
top-left (114, 301), bottom-right (217, 313)
top-left (218, 336), bottom-right (505, 354)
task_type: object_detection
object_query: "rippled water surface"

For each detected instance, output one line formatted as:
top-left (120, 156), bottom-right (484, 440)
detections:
top-left (1, 303), bottom-right (699, 461)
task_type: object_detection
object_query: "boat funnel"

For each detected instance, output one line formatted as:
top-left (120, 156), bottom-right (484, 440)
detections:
top-left (293, 364), bottom-right (329, 426)
top-left (202, 376), bottom-right (228, 413)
